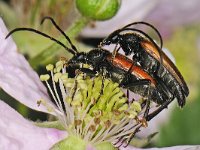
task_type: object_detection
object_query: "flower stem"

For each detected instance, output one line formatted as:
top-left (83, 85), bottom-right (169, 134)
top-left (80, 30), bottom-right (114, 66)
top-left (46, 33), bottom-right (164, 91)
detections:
top-left (30, 0), bottom-right (41, 26)
top-left (66, 17), bottom-right (89, 38)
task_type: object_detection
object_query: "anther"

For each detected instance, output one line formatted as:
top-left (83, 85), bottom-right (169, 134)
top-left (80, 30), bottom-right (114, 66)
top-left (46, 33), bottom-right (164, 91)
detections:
top-left (75, 120), bottom-right (82, 126)
top-left (104, 120), bottom-right (111, 128)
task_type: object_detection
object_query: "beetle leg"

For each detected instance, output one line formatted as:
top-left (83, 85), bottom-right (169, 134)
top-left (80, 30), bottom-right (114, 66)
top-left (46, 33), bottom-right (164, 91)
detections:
top-left (100, 72), bottom-right (106, 95)
top-left (123, 79), bottom-right (151, 88)
top-left (143, 98), bottom-right (151, 118)
top-left (78, 68), bottom-right (97, 77)
top-left (127, 89), bottom-right (130, 101)
top-left (124, 124), bottom-right (142, 147)
top-left (146, 96), bottom-right (174, 121)
top-left (123, 78), bottom-right (151, 126)
top-left (112, 45), bottom-right (120, 62)
top-left (120, 61), bottom-right (138, 86)
top-left (143, 82), bottom-right (153, 119)
top-left (71, 79), bottom-right (78, 102)
top-left (95, 67), bottom-right (107, 102)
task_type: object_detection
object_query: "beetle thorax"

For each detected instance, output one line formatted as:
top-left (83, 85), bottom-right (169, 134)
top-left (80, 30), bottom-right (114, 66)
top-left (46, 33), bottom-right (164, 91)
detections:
top-left (120, 33), bottom-right (142, 55)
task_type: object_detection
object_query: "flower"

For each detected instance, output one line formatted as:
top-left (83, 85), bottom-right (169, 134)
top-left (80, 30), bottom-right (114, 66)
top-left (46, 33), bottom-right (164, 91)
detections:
top-left (0, 17), bottom-right (199, 150)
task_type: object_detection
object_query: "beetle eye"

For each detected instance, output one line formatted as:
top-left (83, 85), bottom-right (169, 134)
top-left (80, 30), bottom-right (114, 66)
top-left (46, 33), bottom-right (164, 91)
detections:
top-left (101, 39), bottom-right (110, 46)
top-left (111, 35), bottom-right (119, 42)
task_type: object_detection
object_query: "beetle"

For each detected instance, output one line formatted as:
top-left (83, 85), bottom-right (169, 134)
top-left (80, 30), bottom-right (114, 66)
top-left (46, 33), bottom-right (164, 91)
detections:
top-left (5, 17), bottom-right (176, 121)
top-left (100, 22), bottom-right (189, 107)
top-left (67, 48), bottom-right (174, 120)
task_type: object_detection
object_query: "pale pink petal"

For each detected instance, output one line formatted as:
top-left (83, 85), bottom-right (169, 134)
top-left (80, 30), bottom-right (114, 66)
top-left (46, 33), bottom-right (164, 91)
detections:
top-left (145, 0), bottom-right (200, 37)
top-left (120, 145), bottom-right (200, 150)
top-left (86, 144), bottom-right (96, 150)
top-left (0, 17), bottom-right (56, 114)
top-left (0, 100), bottom-right (66, 150)
top-left (138, 102), bottom-right (174, 138)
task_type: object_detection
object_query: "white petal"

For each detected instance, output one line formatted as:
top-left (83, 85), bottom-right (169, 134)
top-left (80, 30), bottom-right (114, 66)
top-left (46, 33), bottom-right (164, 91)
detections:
top-left (0, 100), bottom-right (66, 150)
top-left (0, 17), bottom-right (56, 114)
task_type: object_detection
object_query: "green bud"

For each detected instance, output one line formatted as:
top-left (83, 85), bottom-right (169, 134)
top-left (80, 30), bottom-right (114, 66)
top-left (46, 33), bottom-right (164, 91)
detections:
top-left (76, 0), bottom-right (121, 20)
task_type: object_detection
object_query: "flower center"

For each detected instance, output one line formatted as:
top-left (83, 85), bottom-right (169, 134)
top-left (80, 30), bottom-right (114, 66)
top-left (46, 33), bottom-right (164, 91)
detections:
top-left (39, 59), bottom-right (147, 146)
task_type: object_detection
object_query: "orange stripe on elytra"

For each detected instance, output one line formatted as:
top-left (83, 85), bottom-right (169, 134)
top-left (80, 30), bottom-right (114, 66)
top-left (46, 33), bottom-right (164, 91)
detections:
top-left (107, 53), bottom-right (156, 85)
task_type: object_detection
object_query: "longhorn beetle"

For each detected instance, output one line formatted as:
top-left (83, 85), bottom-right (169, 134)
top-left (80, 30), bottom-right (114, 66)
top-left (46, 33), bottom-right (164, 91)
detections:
top-left (100, 22), bottom-right (189, 107)
top-left (6, 17), bottom-right (184, 126)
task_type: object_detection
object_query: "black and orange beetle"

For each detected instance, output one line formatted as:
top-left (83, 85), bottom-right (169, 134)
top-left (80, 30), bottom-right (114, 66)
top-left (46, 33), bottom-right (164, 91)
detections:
top-left (5, 17), bottom-right (186, 121)
top-left (100, 22), bottom-right (189, 108)
top-left (66, 48), bottom-right (174, 121)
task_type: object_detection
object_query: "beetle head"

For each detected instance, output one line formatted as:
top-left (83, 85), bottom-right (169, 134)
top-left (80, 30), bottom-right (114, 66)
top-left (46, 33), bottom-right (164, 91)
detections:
top-left (101, 30), bottom-right (121, 46)
top-left (68, 52), bottom-right (87, 64)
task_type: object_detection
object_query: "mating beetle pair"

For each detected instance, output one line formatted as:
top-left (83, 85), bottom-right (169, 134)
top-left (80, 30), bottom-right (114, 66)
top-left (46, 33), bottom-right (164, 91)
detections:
top-left (6, 17), bottom-right (189, 122)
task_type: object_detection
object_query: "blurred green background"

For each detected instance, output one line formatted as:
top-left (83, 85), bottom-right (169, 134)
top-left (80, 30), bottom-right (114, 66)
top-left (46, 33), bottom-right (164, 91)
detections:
top-left (0, 0), bottom-right (200, 148)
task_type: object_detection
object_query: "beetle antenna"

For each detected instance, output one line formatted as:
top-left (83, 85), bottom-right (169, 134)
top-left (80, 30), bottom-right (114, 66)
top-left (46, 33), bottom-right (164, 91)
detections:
top-left (122, 22), bottom-right (163, 50)
top-left (41, 16), bottom-right (78, 53)
top-left (5, 28), bottom-right (76, 55)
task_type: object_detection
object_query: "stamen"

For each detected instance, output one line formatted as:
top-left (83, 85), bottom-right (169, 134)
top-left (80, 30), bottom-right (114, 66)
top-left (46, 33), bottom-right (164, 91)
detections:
top-left (50, 71), bottom-right (64, 111)
top-left (45, 81), bottom-right (61, 110)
